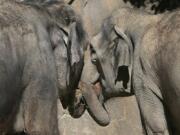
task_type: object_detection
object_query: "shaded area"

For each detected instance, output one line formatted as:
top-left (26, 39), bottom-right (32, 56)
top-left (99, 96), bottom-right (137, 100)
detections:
top-left (123, 0), bottom-right (180, 13)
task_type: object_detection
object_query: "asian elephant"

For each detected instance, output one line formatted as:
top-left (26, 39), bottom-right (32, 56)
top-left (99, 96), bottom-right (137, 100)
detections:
top-left (0, 0), bottom-right (87, 134)
top-left (91, 8), bottom-right (180, 135)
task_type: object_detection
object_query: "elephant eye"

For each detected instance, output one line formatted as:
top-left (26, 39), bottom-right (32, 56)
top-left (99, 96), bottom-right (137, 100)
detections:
top-left (91, 58), bottom-right (97, 64)
top-left (91, 53), bottom-right (98, 64)
top-left (90, 44), bottom-right (98, 64)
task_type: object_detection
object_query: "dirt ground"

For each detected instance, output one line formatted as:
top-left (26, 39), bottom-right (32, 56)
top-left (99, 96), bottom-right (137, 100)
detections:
top-left (58, 96), bottom-right (144, 135)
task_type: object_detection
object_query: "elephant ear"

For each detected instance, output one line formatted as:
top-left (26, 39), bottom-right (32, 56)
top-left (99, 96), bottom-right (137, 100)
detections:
top-left (49, 26), bottom-right (70, 109)
top-left (114, 26), bottom-right (133, 92)
top-left (67, 21), bottom-right (87, 105)
top-left (69, 22), bottom-right (83, 67)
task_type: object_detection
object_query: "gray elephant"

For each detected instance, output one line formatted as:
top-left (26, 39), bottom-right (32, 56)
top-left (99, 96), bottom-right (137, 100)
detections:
top-left (91, 8), bottom-right (180, 135)
top-left (0, 1), bottom-right (87, 134)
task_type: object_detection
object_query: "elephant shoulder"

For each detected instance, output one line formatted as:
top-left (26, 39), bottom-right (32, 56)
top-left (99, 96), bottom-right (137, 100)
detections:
top-left (157, 11), bottom-right (180, 48)
top-left (140, 26), bottom-right (159, 62)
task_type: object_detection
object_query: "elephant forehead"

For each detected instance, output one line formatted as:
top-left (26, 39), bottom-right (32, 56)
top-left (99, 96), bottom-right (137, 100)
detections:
top-left (81, 51), bottom-right (99, 83)
top-left (91, 34), bottom-right (113, 56)
top-left (91, 40), bottom-right (109, 59)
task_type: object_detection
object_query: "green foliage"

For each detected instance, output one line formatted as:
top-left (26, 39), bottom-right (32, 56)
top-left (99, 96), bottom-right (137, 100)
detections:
top-left (124, 0), bottom-right (180, 13)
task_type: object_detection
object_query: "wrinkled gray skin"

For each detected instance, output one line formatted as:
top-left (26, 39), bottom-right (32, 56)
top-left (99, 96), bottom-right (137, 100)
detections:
top-left (91, 8), bottom-right (180, 135)
top-left (67, 0), bottom-right (133, 126)
top-left (0, 1), bottom-right (86, 134)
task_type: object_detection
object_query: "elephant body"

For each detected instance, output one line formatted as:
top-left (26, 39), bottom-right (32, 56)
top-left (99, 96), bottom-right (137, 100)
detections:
top-left (135, 11), bottom-right (180, 134)
top-left (0, 1), bottom-right (86, 134)
top-left (91, 8), bottom-right (180, 135)
top-left (0, 2), bottom-right (59, 134)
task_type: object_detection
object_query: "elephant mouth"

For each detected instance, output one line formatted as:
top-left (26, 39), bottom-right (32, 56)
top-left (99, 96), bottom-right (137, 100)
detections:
top-left (79, 79), bottom-right (103, 103)
top-left (78, 81), bottom-right (110, 126)
top-left (70, 80), bottom-right (103, 117)
top-left (92, 81), bottom-right (103, 98)
top-left (68, 88), bottom-right (86, 118)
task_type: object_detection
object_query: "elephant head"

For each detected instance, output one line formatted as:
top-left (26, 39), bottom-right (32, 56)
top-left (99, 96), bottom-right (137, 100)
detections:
top-left (50, 23), bottom-right (87, 112)
top-left (90, 18), bottom-right (133, 97)
top-left (43, 1), bottom-right (88, 116)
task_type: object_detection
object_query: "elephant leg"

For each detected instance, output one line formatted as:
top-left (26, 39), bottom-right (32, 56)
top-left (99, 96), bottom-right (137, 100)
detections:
top-left (144, 120), bottom-right (169, 135)
top-left (135, 85), bottom-right (170, 135)
top-left (22, 79), bottom-right (59, 135)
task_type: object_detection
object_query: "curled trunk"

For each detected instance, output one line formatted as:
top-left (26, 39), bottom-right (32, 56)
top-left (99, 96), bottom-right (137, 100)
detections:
top-left (79, 81), bottom-right (110, 126)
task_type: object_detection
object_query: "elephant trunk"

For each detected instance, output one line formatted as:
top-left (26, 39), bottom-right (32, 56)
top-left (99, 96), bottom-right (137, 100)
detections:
top-left (68, 88), bottom-right (86, 118)
top-left (79, 81), bottom-right (110, 126)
